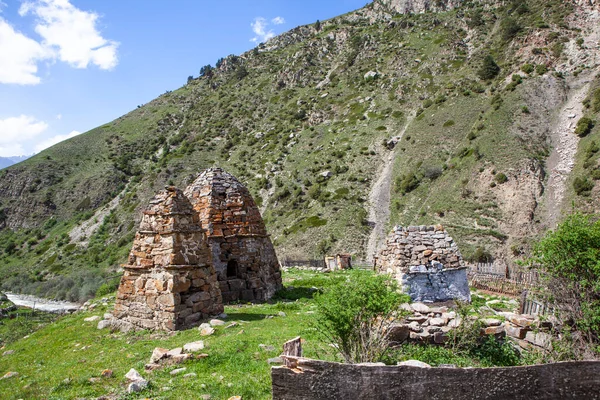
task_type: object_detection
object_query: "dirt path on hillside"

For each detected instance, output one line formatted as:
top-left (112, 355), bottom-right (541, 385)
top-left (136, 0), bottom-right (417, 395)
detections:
top-left (545, 76), bottom-right (592, 229)
top-left (366, 117), bottom-right (412, 264)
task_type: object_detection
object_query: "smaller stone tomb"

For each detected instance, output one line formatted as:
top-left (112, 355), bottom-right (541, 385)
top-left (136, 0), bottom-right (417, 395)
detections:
top-left (113, 187), bottom-right (223, 331)
top-left (325, 254), bottom-right (352, 271)
top-left (376, 225), bottom-right (470, 303)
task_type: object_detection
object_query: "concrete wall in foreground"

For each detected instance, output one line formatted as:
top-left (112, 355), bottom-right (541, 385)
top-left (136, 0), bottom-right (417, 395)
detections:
top-left (272, 357), bottom-right (600, 400)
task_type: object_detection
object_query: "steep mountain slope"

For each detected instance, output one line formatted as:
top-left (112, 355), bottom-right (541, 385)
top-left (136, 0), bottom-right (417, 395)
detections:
top-left (0, 0), bottom-right (599, 301)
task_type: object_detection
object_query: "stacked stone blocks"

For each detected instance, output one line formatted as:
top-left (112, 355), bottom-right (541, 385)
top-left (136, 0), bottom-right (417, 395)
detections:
top-left (185, 168), bottom-right (282, 303)
top-left (114, 168), bottom-right (282, 331)
top-left (376, 225), bottom-right (470, 302)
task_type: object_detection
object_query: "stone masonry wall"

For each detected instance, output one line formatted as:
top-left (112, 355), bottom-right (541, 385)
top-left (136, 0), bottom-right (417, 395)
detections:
top-left (184, 168), bottom-right (282, 302)
top-left (376, 225), bottom-right (469, 302)
top-left (113, 187), bottom-right (223, 331)
top-left (376, 225), bottom-right (464, 273)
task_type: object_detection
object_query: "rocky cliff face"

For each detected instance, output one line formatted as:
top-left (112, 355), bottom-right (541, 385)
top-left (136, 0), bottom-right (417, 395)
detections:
top-left (373, 0), bottom-right (465, 14)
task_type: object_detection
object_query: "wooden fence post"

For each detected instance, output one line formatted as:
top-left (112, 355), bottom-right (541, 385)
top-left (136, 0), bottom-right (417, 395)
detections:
top-left (282, 336), bottom-right (303, 368)
top-left (520, 290), bottom-right (528, 315)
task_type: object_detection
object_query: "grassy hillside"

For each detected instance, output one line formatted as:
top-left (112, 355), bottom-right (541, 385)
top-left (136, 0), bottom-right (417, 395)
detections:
top-left (0, 0), bottom-right (598, 301)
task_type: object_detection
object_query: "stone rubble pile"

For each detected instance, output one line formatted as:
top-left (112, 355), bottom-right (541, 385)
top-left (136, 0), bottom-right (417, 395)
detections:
top-left (390, 302), bottom-right (554, 350)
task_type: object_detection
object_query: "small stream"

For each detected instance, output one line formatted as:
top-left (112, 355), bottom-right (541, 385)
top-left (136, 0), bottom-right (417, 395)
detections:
top-left (5, 293), bottom-right (80, 313)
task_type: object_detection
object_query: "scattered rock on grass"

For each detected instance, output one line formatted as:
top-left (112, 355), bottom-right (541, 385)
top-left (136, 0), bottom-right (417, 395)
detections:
top-left (259, 344), bottom-right (276, 352)
top-left (170, 367), bottom-right (186, 376)
top-left (209, 319), bottom-right (225, 326)
top-left (125, 368), bottom-right (144, 381)
top-left (84, 316), bottom-right (100, 322)
top-left (2, 350), bottom-right (14, 356)
top-left (127, 380), bottom-right (149, 393)
top-left (200, 327), bottom-right (215, 336)
top-left (150, 348), bottom-right (170, 364)
top-left (1, 371), bottom-right (18, 379)
top-left (100, 369), bottom-right (113, 378)
top-left (183, 341), bottom-right (205, 352)
top-left (183, 373), bottom-right (197, 378)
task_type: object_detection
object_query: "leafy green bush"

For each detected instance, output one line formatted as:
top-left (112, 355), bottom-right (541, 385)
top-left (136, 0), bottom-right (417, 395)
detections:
top-left (573, 176), bottom-right (594, 196)
top-left (521, 64), bottom-right (535, 74)
top-left (575, 117), bottom-right (594, 137)
top-left (528, 213), bottom-right (600, 357)
top-left (501, 17), bottom-right (521, 41)
top-left (314, 272), bottom-right (409, 363)
top-left (494, 172), bottom-right (508, 184)
top-left (536, 64), bottom-right (548, 75)
top-left (395, 172), bottom-right (420, 194)
top-left (469, 246), bottom-right (492, 263)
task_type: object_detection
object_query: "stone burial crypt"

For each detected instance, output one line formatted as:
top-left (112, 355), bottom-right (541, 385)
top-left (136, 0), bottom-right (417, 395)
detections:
top-left (376, 225), bottom-right (471, 303)
top-left (112, 168), bottom-right (283, 331)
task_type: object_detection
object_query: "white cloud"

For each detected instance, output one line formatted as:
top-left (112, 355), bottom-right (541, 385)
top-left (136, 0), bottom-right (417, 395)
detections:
top-left (20, 0), bottom-right (119, 70)
top-left (250, 17), bottom-right (275, 43)
top-left (0, 143), bottom-right (26, 157)
top-left (56, 113), bottom-right (62, 120)
top-left (272, 16), bottom-right (285, 25)
top-left (34, 129), bottom-right (80, 153)
top-left (0, 115), bottom-right (48, 144)
top-left (0, 0), bottom-right (118, 85)
top-left (0, 18), bottom-right (51, 84)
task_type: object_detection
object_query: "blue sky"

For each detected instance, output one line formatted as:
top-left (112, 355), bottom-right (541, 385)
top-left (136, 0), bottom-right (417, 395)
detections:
top-left (0, 0), bottom-right (368, 157)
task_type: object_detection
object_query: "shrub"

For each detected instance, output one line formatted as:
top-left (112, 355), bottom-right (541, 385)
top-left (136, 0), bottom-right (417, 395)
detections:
top-left (470, 246), bottom-right (492, 263)
top-left (575, 117), bottom-right (594, 137)
top-left (528, 213), bottom-right (600, 357)
top-left (443, 120), bottom-right (455, 127)
top-left (501, 17), bottom-right (521, 41)
top-left (589, 89), bottom-right (600, 113)
top-left (478, 55), bottom-right (500, 81)
top-left (314, 272), bottom-right (409, 363)
top-left (536, 64), bottom-right (548, 75)
top-left (396, 172), bottom-right (420, 194)
top-left (494, 173), bottom-right (508, 184)
top-left (521, 64), bottom-right (535, 74)
top-left (423, 166), bottom-right (443, 180)
top-left (573, 176), bottom-right (594, 196)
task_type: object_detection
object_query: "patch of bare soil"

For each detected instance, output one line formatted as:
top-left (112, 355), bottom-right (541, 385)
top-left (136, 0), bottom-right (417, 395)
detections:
top-left (545, 75), bottom-right (593, 228)
top-left (366, 117), bottom-right (412, 264)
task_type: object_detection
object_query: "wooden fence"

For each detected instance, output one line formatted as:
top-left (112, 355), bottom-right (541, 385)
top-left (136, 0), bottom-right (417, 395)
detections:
top-left (520, 290), bottom-right (554, 316)
top-left (279, 259), bottom-right (372, 270)
top-left (467, 262), bottom-right (540, 296)
top-left (279, 259), bottom-right (326, 269)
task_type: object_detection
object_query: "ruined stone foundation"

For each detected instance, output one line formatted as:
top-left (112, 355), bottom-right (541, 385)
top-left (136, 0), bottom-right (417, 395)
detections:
top-left (376, 225), bottom-right (470, 302)
top-left (113, 187), bottom-right (223, 331)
